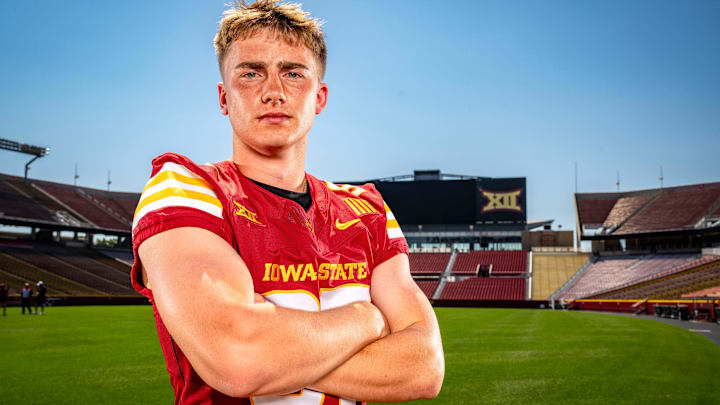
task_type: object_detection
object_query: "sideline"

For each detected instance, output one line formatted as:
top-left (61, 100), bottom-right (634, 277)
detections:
top-left (595, 311), bottom-right (720, 347)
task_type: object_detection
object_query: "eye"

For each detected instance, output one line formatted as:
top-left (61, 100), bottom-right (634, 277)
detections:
top-left (242, 72), bottom-right (259, 78)
top-left (286, 71), bottom-right (303, 79)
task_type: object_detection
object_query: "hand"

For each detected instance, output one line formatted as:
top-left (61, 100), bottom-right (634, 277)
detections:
top-left (353, 301), bottom-right (390, 339)
top-left (378, 307), bottom-right (391, 338)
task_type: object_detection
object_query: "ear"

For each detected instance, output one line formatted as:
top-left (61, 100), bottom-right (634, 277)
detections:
top-left (315, 82), bottom-right (328, 115)
top-left (218, 82), bottom-right (229, 115)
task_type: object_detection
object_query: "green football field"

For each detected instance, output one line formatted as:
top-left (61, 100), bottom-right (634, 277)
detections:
top-left (1, 306), bottom-right (719, 404)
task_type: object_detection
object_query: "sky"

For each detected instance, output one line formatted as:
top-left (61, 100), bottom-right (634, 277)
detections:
top-left (1, 0), bottom-right (719, 232)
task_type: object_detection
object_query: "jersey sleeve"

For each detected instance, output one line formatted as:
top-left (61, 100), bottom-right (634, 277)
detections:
top-left (357, 183), bottom-right (409, 268)
top-left (130, 153), bottom-right (233, 298)
top-left (374, 199), bottom-right (409, 266)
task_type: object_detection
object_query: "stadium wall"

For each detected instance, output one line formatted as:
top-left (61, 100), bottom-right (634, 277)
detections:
top-left (2, 296), bottom-right (148, 306)
top-left (570, 298), bottom-right (719, 318)
top-left (432, 299), bottom-right (548, 309)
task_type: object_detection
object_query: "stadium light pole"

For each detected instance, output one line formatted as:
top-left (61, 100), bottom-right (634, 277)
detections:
top-left (0, 138), bottom-right (50, 182)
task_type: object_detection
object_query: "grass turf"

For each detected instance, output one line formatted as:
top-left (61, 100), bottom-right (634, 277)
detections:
top-left (1, 306), bottom-right (719, 404)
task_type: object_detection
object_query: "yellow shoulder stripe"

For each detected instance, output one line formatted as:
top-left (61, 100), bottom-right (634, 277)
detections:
top-left (143, 170), bottom-right (212, 193)
top-left (134, 187), bottom-right (222, 217)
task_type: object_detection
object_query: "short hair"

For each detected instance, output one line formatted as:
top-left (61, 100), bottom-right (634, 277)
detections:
top-left (214, 0), bottom-right (327, 79)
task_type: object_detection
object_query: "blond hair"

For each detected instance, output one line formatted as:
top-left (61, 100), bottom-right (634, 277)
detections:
top-left (214, 0), bottom-right (327, 79)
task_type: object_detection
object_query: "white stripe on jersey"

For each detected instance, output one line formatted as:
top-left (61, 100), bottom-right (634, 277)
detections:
top-left (142, 178), bottom-right (218, 200)
top-left (262, 291), bottom-right (320, 312)
top-left (387, 227), bottom-right (404, 239)
top-left (251, 389), bottom-right (335, 405)
top-left (320, 285), bottom-right (370, 310)
top-left (132, 195), bottom-right (222, 230)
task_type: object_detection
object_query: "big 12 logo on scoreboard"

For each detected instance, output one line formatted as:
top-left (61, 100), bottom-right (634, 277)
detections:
top-left (476, 178), bottom-right (526, 224)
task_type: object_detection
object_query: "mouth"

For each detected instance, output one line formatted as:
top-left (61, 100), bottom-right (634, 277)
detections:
top-left (258, 112), bottom-right (291, 124)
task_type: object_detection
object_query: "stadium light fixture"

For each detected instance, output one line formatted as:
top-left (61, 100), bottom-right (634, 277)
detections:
top-left (0, 138), bottom-right (51, 182)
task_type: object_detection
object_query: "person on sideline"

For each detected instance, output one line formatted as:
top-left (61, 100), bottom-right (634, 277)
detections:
top-left (34, 281), bottom-right (47, 315)
top-left (20, 282), bottom-right (32, 315)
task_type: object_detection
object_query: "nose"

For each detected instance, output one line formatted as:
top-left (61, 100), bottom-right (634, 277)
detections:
top-left (262, 74), bottom-right (286, 105)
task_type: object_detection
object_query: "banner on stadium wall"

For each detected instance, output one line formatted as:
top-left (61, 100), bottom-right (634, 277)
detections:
top-left (370, 177), bottom-right (526, 225)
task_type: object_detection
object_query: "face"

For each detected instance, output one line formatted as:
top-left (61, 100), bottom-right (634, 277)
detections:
top-left (218, 30), bottom-right (328, 154)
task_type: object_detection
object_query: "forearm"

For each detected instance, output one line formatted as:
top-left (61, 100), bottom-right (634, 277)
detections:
top-left (170, 296), bottom-right (387, 397)
top-left (238, 300), bottom-right (387, 396)
top-left (309, 321), bottom-right (444, 402)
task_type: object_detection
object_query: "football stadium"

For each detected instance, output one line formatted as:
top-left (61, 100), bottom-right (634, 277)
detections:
top-left (1, 140), bottom-right (719, 403)
top-left (3, 1), bottom-right (720, 404)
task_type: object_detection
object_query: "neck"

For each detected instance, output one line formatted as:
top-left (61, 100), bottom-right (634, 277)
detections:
top-left (232, 137), bottom-right (307, 193)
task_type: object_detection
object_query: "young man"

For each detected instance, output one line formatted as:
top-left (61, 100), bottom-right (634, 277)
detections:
top-left (131, 1), bottom-right (444, 404)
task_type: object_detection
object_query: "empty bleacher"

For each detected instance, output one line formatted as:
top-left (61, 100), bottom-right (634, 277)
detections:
top-left (559, 253), bottom-right (710, 301)
top-left (682, 285), bottom-right (720, 298)
top-left (409, 253), bottom-right (450, 275)
top-left (577, 197), bottom-right (618, 227)
top-left (439, 277), bottom-right (525, 301)
top-left (452, 250), bottom-right (527, 275)
top-left (92, 248), bottom-right (134, 272)
top-left (0, 251), bottom-right (101, 295)
top-left (531, 253), bottom-right (590, 300)
top-left (78, 190), bottom-right (133, 225)
top-left (615, 184), bottom-right (720, 234)
top-left (0, 267), bottom-right (64, 296)
top-left (0, 179), bottom-right (56, 222)
top-left (0, 244), bottom-right (136, 295)
top-left (602, 194), bottom-right (656, 229)
top-left (34, 182), bottom-right (128, 230)
top-left (593, 256), bottom-right (720, 300)
top-left (414, 280), bottom-right (439, 299)
top-left (0, 173), bottom-right (143, 232)
top-left (43, 246), bottom-right (132, 288)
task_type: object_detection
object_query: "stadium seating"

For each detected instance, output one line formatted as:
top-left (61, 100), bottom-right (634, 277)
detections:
top-left (0, 179), bottom-right (56, 222)
top-left (602, 194), bottom-right (656, 228)
top-left (440, 277), bottom-right (525, 301)
top-left (577, 197), bottom-right (618, 227)
top-left (34, 182), bottom-right (129, 230)
top-left (0, 173), bottom-right (143, 232)
top-left (682, 285), bottom-right (720, 298)
top-left (78, 191), bottom-right (133, 225)
top-left (409, 253), bottom-right (450, 275)
top-left (92, 249), bottom-right (134, 272)
top-left (598, 258), bottom-right (720, 299)
top-left (43, 246), bottom-right (132, 287)
top-left (0, 251), bottom-right (100, 295)
top-left (531, 253), bottom-right (590, 300)
top-left (614, 184), bottom-right (720, 234)
top-left (414, 280), bottom-right (439, 299)
top-left (452, 250), bottom-right (527, 275)
top-left (0, 245), bottom-right (136, 295)
top-left (0, 268), bottom-right (57, 296)
top-left (560, 254), bottom-right (705, 301)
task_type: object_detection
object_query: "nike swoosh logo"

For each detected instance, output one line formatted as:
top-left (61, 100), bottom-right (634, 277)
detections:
top-left (335, 218), bottom-right (361, 230)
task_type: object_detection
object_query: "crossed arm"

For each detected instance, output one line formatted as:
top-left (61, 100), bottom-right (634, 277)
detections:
top-left (139, 226), bottom-right (444, 400)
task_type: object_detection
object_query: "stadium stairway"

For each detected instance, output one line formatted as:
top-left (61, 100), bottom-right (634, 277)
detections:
top-left (549, 256), bottom-right (596, 306)
top-left (432, 249), bottom-right (458, 300)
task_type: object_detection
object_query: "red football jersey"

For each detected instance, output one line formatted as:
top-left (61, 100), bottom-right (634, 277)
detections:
top-left (131, 153), bottom-right (408, 405)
